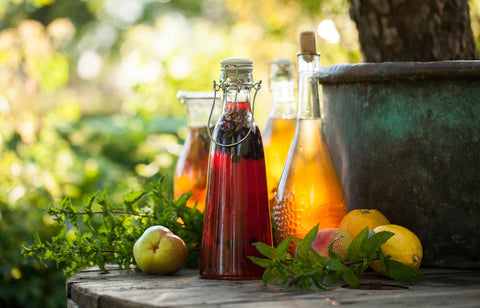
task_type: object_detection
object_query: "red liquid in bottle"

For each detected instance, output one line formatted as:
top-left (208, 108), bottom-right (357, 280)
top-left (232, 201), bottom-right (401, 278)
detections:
top-left (200, 102), bottom-right (273, 280)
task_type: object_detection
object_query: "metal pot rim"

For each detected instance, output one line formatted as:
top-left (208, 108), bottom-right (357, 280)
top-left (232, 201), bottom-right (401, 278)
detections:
top-left (317, 60), bottom-right (480, 84)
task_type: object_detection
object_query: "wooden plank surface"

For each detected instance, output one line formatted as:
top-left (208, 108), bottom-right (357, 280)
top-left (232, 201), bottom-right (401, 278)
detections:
top-left (67, 267), bottom-right (480, 308)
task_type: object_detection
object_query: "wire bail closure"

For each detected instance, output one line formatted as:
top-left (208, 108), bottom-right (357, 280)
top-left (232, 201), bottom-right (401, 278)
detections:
top-left (207, 76), bottom-right (262, 148)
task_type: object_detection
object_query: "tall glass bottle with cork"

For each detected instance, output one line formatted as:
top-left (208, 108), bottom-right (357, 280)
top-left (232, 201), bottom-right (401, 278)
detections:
top-left (200, 58), bottom-right (273, 280)
top-left (273, 32), bottom-right (346, 248)
top-left (262, 58), bottom-right (297, 210)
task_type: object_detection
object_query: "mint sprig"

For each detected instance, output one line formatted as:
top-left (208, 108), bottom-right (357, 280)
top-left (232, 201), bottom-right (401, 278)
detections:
top-left (249, 225), bottom-right (424, 290)
top-left (22, 177), bottom-right (204, 276)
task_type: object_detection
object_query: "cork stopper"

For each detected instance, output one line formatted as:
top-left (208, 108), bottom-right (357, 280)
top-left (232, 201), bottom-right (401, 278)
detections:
top-left (300, 31), bottom-right (317, 62)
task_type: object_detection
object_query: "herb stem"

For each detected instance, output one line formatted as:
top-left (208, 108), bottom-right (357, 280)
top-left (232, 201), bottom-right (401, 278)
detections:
top-left (73, 210), bottom-right (150, 217)
top-left (342, 255), bottom-right (391, 266)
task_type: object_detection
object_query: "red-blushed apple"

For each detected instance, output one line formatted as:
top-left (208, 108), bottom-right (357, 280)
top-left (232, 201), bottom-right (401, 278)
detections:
top-left (133, 225), bottom-right (188, 275)
top-left (311, 228), bottom-right (352, 260)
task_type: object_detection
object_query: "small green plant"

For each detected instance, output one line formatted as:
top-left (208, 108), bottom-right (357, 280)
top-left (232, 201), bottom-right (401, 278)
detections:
top-left (249, 225), bottom-right (424, 290)
top-left (22, 177), bottom-right (204, 277)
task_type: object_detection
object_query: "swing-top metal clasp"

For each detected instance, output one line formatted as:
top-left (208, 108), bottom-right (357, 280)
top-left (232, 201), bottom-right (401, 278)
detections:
top-left (207, 59), bottom-right (262, 148)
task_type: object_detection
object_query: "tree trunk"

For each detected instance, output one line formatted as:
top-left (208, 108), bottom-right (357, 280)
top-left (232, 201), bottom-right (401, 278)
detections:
top-left (350, 0), bottom-right (479, 61)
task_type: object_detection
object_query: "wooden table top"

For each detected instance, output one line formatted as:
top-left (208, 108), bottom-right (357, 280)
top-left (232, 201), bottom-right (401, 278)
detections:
top-left (67, 266), bottom-right (480, 308)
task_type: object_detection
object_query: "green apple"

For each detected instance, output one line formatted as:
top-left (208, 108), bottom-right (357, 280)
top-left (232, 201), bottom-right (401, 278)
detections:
top-left (133, 225), bottom-right (188, 275)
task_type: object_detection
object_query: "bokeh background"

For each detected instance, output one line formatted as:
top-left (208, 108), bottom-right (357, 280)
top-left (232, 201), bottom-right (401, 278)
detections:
top-left (1, 0), bottom-right (479, 307)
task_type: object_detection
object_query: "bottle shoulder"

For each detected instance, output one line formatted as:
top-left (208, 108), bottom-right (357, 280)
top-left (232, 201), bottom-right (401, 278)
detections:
top-left (285, 119), bottom-right (334, 162)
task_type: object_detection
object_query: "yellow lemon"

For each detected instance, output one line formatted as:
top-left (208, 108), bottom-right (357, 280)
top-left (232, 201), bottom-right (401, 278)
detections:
top-left (338, 209), bottom-right (390, 239)
top-left (370, 224), bottom-right (423, 273)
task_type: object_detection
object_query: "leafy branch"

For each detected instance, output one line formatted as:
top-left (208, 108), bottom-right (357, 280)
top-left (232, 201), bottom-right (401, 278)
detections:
top-left (249, 225), bottom-right (424, 290)
top-left (22, 177), bottom-right (204, 277)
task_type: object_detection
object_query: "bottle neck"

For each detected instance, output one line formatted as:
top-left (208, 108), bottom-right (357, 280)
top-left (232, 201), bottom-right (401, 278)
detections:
top-left (185, 100), bottom-right (216, 127)
top-left (222, 88), bottom-right (252, 112)
top-left (269, 79), bottom-right (296, 118)
top-left (297, 53), bottom-right (321, 119)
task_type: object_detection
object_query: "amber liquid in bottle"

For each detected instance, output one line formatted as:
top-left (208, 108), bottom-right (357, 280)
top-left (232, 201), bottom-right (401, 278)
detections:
top-left (174, 92), bottom-right (219, 212)
top-left (273, 34), bottom-right (346, 249)
top-left (274, 118), bottom-right (346, 242)
top-left (263, 118), bottom-right (296, 208)
top-left (263, 58), bottom-right (297, 210)
top-left (174, 126), bottom-right (210, 212)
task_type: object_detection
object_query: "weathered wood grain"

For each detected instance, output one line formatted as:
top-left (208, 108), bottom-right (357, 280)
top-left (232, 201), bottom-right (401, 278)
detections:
top-left (67, 267), bottom-right (480, 308)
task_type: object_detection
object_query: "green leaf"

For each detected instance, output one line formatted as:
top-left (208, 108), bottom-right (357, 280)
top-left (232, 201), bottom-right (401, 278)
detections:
top-left (252, 242), bottom-right (279, 260)
top-left (34, 232), bottom-right (42, 246)
top-left (297, 224), bottom-right (318, 257)
top-left (342, 266), bottom-right (360, 288)
top-left (328, 236), bottom-right (344, 261)
top-left (323, 271), bottom-right (341, 286)
top-left (276, 235), bottom-right (294, 259)
top-left (307, 248), bottom-right (327, 264)
top-left (348, 227), bottom-right (369, 261)
top-left (123, 190), bottom-right (146, 212)
top-left (363, 230), bottom-right (394, 253)
top-left (98, 189), bottom-right (111, 212)
top-left (325, 258), bottom-right (346, 272)
top-left (83, 192), bottom-right (98, 215)
top-left (248, 256), bottom-right (274, 268)
top-left (261, 267), bottom-right (275, 285)
top-left (385, 259), bottom-right (425, 283)
top-left (313, 274), bottom-right (334, 290)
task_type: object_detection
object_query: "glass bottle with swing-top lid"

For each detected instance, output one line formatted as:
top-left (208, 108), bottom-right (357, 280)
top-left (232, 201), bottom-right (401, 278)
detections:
top-left (200, 58), bottom-right (273, 280)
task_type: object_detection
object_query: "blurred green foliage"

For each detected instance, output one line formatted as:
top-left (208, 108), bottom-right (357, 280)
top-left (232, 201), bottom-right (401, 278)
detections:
top-left (0, 0), bottom-right (478, 307)
top-left (1, 199), bottom-right (66, 308)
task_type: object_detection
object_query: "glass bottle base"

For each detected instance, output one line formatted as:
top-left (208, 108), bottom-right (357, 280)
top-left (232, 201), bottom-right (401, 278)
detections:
top-left (199, 273), bottom-right (262, 280)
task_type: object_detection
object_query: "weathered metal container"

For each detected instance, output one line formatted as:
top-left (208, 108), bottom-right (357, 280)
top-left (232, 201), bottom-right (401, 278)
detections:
top-left (318, 61), bottom-right (480, 268)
